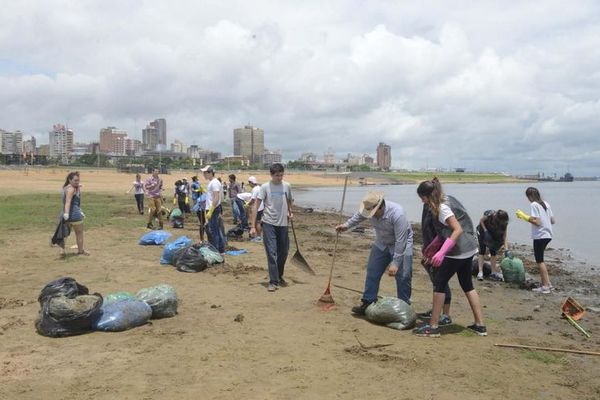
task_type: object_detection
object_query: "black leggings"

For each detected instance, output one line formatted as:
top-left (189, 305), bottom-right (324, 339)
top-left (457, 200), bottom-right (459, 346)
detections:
top-left (433, 257), bottom-right (474, 294)
top-left (134, 194), bottom-right (144, 213)
top-left (533, 238), bottom-right (551, 263)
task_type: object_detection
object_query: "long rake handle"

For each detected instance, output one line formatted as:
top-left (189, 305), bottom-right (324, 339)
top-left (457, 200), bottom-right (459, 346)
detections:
top-left (285, 192), bottom-right (301, 250)
top-left (327, 175), bottom-right (349, 283)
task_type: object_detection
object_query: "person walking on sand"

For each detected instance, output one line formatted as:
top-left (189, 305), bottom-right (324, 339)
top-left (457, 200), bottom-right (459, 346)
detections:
top-left (247, 176), bottom-right (264, 242)
top-left (335, 191), bottom-right (413, 314)
top-left (250, 163), bottom-right (293, 292)
top-left (202, 165), bottom-right (226, 254)
top-left (516, 187), bottom-right (556, 294)
top-left (57, 171), bottom-right (89, 257)
top-left (413, 178), bottom-right (486, 337)
top-left (145, 168), bottom-right (164, 229)
top-left (228, 174), bottom-right (242, 225)
top-left (476, 209), bottom-right (510, 281)
top-left (126, 173), bottom-right (145, 215)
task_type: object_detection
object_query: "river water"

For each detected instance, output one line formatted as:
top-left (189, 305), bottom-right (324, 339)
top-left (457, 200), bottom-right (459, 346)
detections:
top-left (294, 181), bottom-right (600, 265)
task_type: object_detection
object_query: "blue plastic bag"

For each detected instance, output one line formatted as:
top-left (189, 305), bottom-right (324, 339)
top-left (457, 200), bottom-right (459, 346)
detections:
top-left (161, 236), bottom-right (194, 265)
top-left (225, 249), bottom-right (248, 256)
top-left (93, 299), bottom-right (152, 332)
top-left (139, 230), bottom-right (172, 245)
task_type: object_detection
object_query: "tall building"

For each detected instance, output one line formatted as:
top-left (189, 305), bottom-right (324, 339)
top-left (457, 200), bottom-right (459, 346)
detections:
top-left (323, 152), bottom-right (336, 164)
top-left (49, 124), bottom-right (74, 162)
top-left (233, 125), bottom-right (264, 165)
top-left (142, 119), bottom-right (167, 151)
top-left (376, 142), bottom-right (391, 171)
top-left (0, 130), bottom-right (23, 154)
top-left (23, 136), bottom-right (36, 155)
top-left (263, 149), bottom-right (282, 166)
top-left (171, 140), bottom-right (187, 153)
top-left (99, 127), bottom-right (127, 154)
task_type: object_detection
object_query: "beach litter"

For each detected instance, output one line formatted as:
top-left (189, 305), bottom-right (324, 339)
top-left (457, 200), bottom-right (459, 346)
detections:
top-left (93, 299), bottom-right (152, 332)
top-left (139, 230), bottom-right (172, 245)
top-left (136, 284), bottom-right (178, 319)
top-left (561, 297), bottom-right (591, 338)
top-left (364, 297), bottom-right (417, 330)
top-left (161, 236), bottom-right (193, 264)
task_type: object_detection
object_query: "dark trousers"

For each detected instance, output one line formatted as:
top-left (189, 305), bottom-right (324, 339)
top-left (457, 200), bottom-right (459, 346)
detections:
top-left (134, 194), bottom-right (144, 214)
top-left (207, 205), bottom-right (226, 253)
top-left (233, 197), bottom-right (249, 229)
top-left (262, 223), bottom-right (289, 285)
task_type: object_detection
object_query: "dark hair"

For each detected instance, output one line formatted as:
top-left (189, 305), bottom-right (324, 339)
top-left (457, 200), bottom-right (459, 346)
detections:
top-left (270, 163), bottom-right (284, 175)
top-left (487, 209), bottom-right (509, 235)
top-left (63, 171), bottom-right (80, 188)
top-left (525, 187), bottom-right (547, 211)
top-left (191, 176), bottom-right (198, 182)
top-left (229, 174), bottom-right (236, 181)
top-left (175, 180), bottom-right (182, 186)
top-left (417, 177), bottom-right (444, 218)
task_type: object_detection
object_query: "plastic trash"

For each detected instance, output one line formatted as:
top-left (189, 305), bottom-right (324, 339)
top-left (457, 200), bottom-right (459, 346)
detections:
top-left (173, 245), bottom-right (209, 272)
top-left (139, 230), bottom-right (172, 245)
top-left (365, 297), bottom-right (417, 330)
top-left (161, 236), bottom-right (193, 265)
top-left (500, 256), bottom-right (526, 285)
top-left (35, 294), bottom-right (103, 338)
top-left (103, 291), bottom-right (136, 305)
top-left (93, 299), bottom-right (153, 332)
top-left (169, 208), bottom-right (182, 219)
top-left (225, 249), bottom-right (248, 256)
top-left (38, 277), bottom-right (90, 306)
top-left (199, 242), bottom-right (224, 264)
top-left (136, 284), bottom-right (178, 319)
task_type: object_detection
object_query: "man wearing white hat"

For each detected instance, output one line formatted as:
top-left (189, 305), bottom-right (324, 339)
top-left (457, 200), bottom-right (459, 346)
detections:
top-left (336, 191), bottom-right (413, 315)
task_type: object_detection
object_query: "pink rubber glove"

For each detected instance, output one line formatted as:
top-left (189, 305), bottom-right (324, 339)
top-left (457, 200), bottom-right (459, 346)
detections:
top-left (423, 235), bottom-right (443, 259)
top-left (431, 238), bottom-right (455, 267)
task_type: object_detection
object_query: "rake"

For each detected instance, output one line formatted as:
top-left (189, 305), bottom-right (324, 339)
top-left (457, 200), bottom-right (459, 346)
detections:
top-left (318, 174), bottom-right (349, 310)
top-left (286, 193), bottom-right (315, 275)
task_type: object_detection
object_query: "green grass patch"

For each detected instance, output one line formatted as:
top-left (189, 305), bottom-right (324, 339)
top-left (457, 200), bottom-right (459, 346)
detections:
top-left (0, 192), bottom-right (141, 232)
top-left (522, 350), bottom-right (567, 365)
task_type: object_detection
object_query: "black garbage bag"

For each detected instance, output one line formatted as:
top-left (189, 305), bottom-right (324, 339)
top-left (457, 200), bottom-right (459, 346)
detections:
top-left (173, 244), bottom-right (209, 272)
top-left (471, 258), bottom-right (492, 277)
top-left (226, 225), bottom-right (245, 239)
top-left (38, 277), bottom-right (90, 306)
top-left (35, 294), bottom-right (103, 338)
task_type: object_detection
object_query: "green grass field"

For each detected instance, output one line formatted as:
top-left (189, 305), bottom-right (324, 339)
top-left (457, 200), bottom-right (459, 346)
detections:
top-left (0, 192), bottom-right (139, 233)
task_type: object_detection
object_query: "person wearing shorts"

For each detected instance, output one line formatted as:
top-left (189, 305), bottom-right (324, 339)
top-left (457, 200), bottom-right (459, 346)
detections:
top-left (516, 187), bottom-right (555, 294)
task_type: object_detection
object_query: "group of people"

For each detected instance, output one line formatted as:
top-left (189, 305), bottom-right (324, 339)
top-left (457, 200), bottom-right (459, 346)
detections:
top-left (336, 178), bottom-right (555, 338)
top-left (54, 169), bottom-right (556, 338)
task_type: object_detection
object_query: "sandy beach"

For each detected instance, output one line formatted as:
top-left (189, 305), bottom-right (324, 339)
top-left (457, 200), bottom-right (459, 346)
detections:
top-left (1, 168), bottom-right (599, 400)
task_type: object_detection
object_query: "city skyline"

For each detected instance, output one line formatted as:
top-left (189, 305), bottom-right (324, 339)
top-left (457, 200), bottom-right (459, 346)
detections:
top-left (1, 2), bottom-right (600, 175)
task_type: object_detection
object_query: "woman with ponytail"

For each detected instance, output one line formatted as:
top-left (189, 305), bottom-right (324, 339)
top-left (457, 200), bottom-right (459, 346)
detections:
top-left (414, 178), bottom-right (486, 337)
top-left (516, 187), bottom-right (555, 294)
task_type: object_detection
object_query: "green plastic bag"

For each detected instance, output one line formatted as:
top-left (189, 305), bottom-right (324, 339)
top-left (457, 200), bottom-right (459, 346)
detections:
top-left (500, 256), bottom-right (525, 285)
top-left (103, 291), bottom-right (136, 305)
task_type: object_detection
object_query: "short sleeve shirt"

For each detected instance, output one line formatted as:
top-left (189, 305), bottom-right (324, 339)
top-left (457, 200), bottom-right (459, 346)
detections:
top-left (251, 185), bottom-right (264, 212)
top-left (258, 181), bottom-right (292, 226)
top-left (530, 201), bottom-right (553, 239)
top-left (206, 178), bottom-right (222, 210)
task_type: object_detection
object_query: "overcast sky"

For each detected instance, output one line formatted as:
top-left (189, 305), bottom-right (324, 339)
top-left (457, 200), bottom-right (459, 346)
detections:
top-left (1, 1), bottom-right (599, 175)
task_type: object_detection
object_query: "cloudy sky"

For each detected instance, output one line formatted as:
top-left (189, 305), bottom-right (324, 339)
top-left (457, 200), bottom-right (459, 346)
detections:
top-left (1, 1), bottom-right (599, 175)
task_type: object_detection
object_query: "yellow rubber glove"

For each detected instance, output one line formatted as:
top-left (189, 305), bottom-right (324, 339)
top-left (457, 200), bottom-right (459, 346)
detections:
top-left (206, 206), bottom-right (214, 220)
top-left (172, 197), bottom-right (177, 206)
top-left (516, 209), bottom-right (531, 222)
top-left (185, 196), bottom-right (189, 205)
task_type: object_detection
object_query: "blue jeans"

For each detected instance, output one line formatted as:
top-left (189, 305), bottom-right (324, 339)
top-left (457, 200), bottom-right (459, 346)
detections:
top-left (362, 245), bottom-right (413, 304)
top-left (233, 197), bottom-right (249, 229)
top-left (231, 198), bottom-right (241, 223)
top-left (208, 205), bottom-right (226, 253)
top-left (262, 223), bottom-right (289, 285)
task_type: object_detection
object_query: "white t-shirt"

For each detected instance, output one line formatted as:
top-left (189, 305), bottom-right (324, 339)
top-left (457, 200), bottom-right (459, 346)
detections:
top-left (237, 192), bottom-right (252, 202)
top-left (132, 181), bottom-right (144, 195)
top-left (530, 201), bottom-right (553, 239)
top-left (251, 185), bottom-right (264, 212)
top-left (205, 178), bottom-right (222, 210)
top-left (438, 203), bottom-right (477, 259)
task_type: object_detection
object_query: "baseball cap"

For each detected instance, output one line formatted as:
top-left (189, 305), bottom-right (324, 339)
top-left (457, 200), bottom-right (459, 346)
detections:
top-left (248, 176), bottom-right (257, 184)
top-left (201, 165), bottom-right (214, 173)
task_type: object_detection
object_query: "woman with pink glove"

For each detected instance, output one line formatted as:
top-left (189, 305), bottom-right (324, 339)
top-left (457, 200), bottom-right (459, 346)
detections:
top-left (413, 178), bottom-right (486, 337)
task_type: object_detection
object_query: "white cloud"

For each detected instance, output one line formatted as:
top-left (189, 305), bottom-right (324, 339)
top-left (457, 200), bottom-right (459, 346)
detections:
top-left (0, 1), bottom-right (599, 175)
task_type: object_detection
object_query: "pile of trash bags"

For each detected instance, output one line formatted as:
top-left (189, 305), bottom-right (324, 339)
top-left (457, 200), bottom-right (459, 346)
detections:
top-left (35, 277), bottom-right (178, 337)
top-left (160, 237), bottom-right (224, 272)
top-left (139, 230), bottom-right (172, 245)
top-left (365, 297), bottom-right (417, 330)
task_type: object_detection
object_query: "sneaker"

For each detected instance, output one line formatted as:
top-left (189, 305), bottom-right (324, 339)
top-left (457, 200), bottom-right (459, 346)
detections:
top-left (417, 310), bottom-right (432, 318)
top-left (467, 324), bottom-right (488, 336)
top-left (532, 286), bottom-right (551, 294)
top-left (146, 223), bottom-right (153, 229)
top-left (438, 314), bottom-right (453, 326)
top-left (489, 272), bottom-right (504, 282)
top-left (351, 302), bottom-right (371, 316)
top-left (250, 236), bottom-right (262, 243)
top-left (278, 278), bottom-right (288, 287)
top-left (477, 271), bottom-right (484, 281)
top-left (267, 284), bottom-right (278, 292)
top-left (413, 324), bottom-right (441, 337)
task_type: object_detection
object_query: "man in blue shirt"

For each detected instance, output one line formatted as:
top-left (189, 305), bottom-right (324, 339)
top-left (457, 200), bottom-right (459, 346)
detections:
top-left (336, 191), bottom-right (413, 315)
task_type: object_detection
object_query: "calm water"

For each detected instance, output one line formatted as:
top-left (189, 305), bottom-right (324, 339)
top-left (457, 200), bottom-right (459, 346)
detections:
top-left (294, 181), bottom-right (600, 264)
